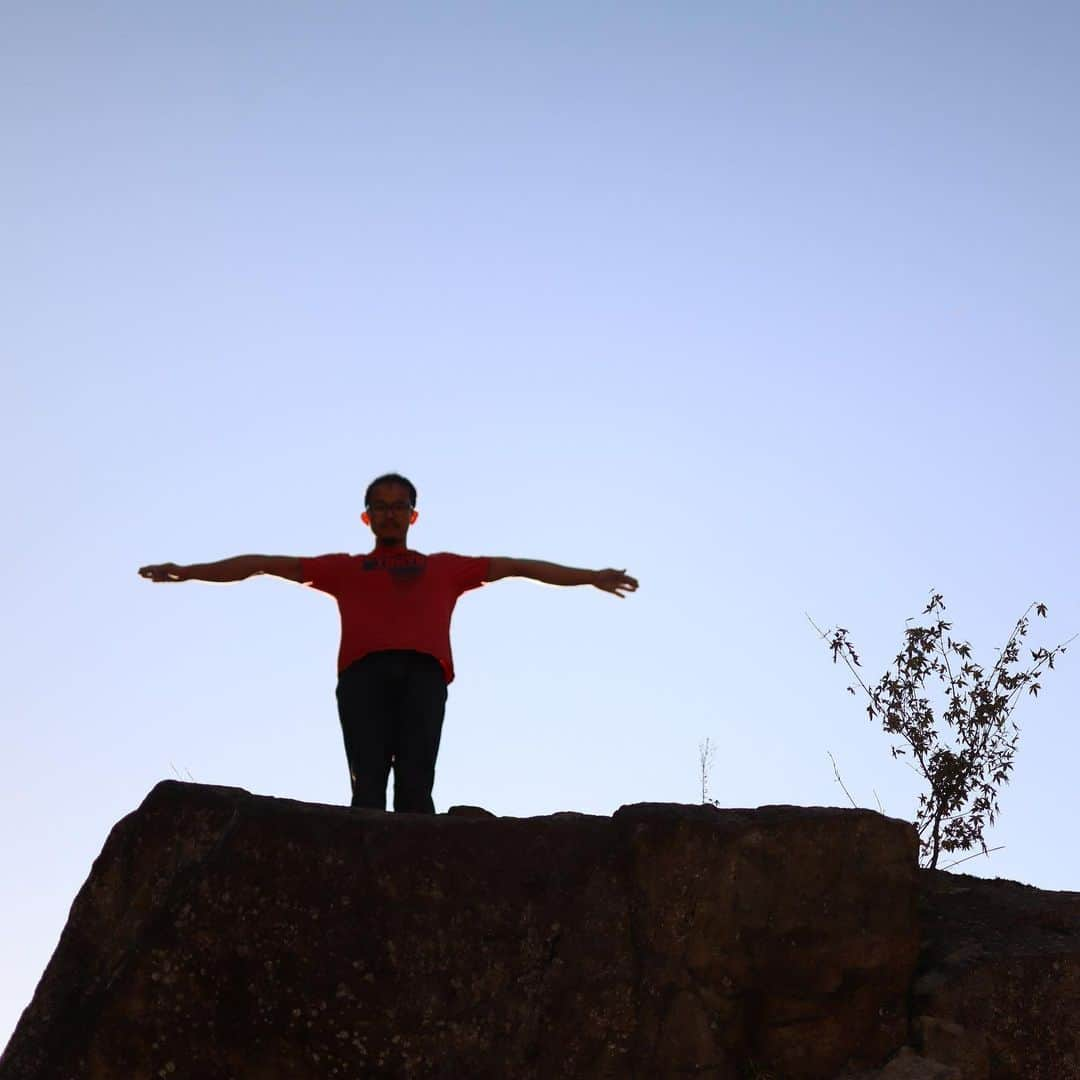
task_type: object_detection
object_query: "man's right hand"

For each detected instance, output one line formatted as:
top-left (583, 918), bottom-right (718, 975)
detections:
top-left (138, 563), bottom-right (187, 582)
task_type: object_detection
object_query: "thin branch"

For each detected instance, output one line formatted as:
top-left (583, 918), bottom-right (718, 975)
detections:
top-left (931, 615), bottom-right (964, 723)
top-left (806, 612), bottom-right (876, 700)
top-left (1001, 634), bottom-right (1077, 715)
top-left (940, 845), bottom-right (1005, 870)
top-left (974, 632), bottom-right (1078, 767)
top-left (987, 606), bottom-right (1040, 700)
top-left (827, 751), bottom-right (859, 809)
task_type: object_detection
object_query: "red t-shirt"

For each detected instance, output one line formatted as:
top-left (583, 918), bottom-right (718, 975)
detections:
top-left (300, 549), bottom-right (491, 683)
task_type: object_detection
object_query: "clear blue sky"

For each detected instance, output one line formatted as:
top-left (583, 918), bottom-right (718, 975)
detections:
top-left (4, 1), bottom-right (1078, 1050)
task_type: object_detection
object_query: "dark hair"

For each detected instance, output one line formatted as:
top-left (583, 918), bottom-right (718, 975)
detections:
top-left (365, 473), bottom-right (417, 508)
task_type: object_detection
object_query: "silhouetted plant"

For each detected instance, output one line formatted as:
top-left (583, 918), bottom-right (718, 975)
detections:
top-left (698, 737), bottom-right (717, 805)
top-left (811, 592), bottom-right (1073, 869)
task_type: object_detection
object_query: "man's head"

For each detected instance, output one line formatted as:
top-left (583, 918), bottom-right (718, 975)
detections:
top-left (361, 473), bottom-right (418, 547)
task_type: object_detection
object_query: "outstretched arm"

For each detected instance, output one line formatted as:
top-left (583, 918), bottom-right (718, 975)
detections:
top-left (138, 555), bottom-right (303, 584)
top-left (485, 558), bottom-right (639, 598)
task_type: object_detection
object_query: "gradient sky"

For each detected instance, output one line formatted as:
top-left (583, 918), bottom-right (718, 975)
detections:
top-left (4, 1), bottom-right (1078, 1050)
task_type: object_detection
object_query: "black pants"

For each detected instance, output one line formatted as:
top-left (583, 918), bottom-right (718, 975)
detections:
top-left (335, 649), bottom-right (448, 813)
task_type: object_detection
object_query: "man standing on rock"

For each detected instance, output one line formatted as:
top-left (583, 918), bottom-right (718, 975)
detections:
top-left (138, 472), bottom-right (639, 814)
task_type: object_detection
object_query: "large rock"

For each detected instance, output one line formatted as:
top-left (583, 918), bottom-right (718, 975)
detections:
top-left (910, 869), bottom-right (1080, 1079)
top-left (0, 782), bottom-right (921, 1079)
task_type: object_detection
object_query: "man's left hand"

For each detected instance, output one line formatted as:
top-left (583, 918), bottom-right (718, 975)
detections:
top-left (591, 568), bottom-right (639, 598)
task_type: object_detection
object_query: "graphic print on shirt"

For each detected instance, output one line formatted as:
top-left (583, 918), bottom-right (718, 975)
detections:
top-left (362, 551), bottom-right (427, 582)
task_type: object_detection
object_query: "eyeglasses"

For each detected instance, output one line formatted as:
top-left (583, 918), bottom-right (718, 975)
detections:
top-left (368, 501), bottom-right (414, 514)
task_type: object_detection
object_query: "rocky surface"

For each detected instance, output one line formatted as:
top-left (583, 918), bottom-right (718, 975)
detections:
top-left (835, 868), bottom-right (1080, 1080)
top-left (907, 868), bottom-right (1080, 1079)
top-left (0, 781), bottom-right (920, 1079)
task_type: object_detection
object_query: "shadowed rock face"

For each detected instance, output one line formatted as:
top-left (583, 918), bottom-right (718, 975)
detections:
top-left (839, 871), bottom-right (1080, 1080)
top-left (908, 869), bottom-right (1080, 1080)
top-left (0, 782), bottom-right (921, 1079)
